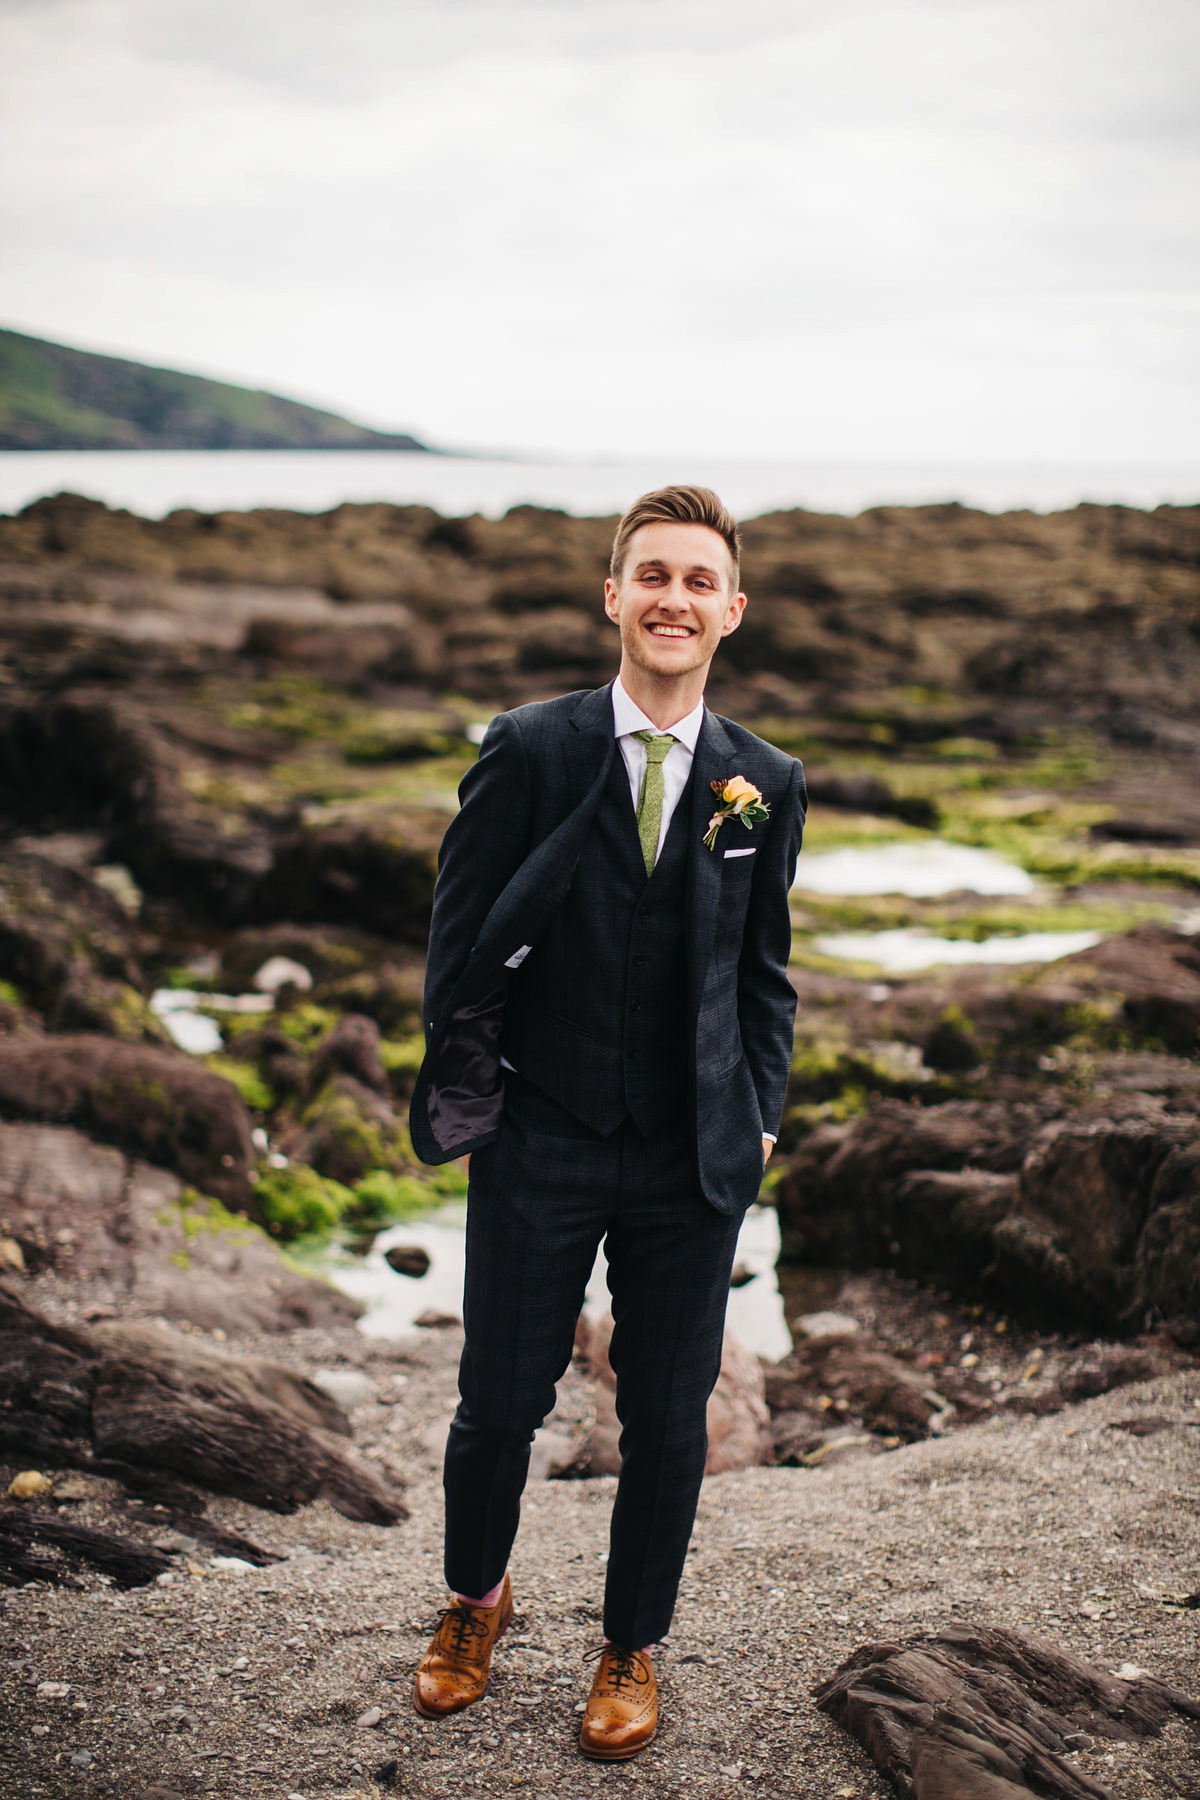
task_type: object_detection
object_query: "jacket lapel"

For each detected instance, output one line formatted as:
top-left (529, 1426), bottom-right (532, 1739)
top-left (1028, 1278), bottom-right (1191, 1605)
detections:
top-left (686, 707), bottom-right (737, 1014)
top-left (562, 680), bottom-right (617, 801)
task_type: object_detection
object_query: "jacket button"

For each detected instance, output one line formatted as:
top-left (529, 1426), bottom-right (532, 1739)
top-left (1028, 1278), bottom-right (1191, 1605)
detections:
top-left (632, 954), bottom-right (646, 967)
top-left (631, 1001), bottom-right (641, 1013)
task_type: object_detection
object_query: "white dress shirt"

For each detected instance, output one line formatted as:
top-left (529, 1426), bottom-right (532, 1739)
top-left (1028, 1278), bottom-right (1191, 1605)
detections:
top-left (610, 677), bottom-right (706, 861)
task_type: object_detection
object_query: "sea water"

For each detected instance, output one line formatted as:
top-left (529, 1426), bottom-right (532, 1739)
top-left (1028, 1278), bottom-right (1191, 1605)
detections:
top-left (1, 449), bottom-right (1198, 520)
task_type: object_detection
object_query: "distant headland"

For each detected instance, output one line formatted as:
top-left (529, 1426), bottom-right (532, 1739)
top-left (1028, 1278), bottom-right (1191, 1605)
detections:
top-left (0, 326), bottom-right (428, 452)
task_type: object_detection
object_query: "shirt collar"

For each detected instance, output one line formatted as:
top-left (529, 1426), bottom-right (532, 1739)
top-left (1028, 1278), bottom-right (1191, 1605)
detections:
top-left (611, 676), bottom-right (705, 754)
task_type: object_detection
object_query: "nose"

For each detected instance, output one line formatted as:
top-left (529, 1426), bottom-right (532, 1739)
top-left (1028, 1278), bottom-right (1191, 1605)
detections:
top-left (658, 578), bottom-right (690, 612)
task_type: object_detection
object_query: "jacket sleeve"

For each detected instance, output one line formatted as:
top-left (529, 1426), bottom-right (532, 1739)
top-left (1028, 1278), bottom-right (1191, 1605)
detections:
top-left (422, 711), bottom-right (534, 1037)
top-left (736, 755), bottom-right (806, 1139)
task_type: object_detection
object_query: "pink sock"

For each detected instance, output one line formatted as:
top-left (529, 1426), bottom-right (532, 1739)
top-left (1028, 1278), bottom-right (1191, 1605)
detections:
top-left (455, 1579), bottom-right (505, 1609)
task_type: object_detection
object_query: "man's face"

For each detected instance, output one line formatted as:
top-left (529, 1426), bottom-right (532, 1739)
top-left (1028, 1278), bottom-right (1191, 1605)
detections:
top-left (603, 521), bottom-right (746, 681)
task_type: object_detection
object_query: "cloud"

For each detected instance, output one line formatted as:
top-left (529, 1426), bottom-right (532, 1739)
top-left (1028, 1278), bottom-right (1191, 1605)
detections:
top-left (0, 0), bottom-right (1197, 459)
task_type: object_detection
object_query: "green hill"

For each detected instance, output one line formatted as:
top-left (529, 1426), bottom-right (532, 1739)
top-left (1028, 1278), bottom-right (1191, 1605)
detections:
top-left (0, 327), bottom-right (427, 452)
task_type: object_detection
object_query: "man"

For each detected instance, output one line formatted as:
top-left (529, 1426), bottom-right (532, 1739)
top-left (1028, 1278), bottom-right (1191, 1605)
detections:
top-left (408, 485), bottom-right (806, 1760)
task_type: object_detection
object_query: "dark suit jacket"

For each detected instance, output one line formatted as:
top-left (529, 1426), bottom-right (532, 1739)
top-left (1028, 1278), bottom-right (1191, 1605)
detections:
top-left (409, 681), bottom-right (806, 1214)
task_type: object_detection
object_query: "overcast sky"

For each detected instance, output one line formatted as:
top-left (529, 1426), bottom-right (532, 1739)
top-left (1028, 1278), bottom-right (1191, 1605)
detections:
top-left (1, 0), bottom-right (1197, 462)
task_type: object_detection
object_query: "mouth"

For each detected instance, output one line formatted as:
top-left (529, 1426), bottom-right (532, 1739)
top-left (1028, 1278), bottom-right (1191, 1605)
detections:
top-left (645, 623), bottom-right (696, 639)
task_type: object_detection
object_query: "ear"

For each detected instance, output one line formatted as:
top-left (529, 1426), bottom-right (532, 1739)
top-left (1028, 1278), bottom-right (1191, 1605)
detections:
top-left (721, 591), bottom-right (748, 638)
top-left (603, 576), bottom-right (621, 624)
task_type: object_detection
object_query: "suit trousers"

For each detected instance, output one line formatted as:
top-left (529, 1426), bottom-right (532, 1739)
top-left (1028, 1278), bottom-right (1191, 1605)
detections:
top-left (443, 1072), bottom-right (743, 1650)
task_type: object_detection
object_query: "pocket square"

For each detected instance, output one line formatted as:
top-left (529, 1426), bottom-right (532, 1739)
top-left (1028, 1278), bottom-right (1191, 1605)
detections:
top-left (723, 846), bottom-right (756, 859)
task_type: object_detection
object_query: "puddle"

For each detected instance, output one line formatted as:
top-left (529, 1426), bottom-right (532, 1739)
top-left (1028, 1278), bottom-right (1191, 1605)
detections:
top-left (150, 988), bottom-right (273, 1054)
top-left (813, 927), bottom-right (1102, 974)
top-left (795, 839), bottom-right (1036, 898)
top-left (327, 1201), bottom-right (791, 1362)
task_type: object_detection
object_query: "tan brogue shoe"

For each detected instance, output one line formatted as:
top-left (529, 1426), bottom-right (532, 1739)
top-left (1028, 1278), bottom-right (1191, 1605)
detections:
top-left (579, 1644), bottom-right (658, 1761)
top-left (412, 1574), bottom-right (514, 1718)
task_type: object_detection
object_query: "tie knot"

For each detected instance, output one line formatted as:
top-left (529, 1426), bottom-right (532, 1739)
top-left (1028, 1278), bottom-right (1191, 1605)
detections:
top-left (633, 729), bottom-right (674, 765)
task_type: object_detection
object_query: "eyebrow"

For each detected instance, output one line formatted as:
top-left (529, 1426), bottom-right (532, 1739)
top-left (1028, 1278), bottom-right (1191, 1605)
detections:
top-left (632, 557), bottom-right (724, 580)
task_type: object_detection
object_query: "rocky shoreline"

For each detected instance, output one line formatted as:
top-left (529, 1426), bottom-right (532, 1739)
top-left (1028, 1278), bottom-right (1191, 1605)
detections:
top-left (1, 491), bottom-right (1198, 1796)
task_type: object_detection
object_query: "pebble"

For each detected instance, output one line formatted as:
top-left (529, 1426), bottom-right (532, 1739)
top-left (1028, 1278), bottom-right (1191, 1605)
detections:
top-left (792, 1311), bottom-right (861, 1341)
top-left (355, 1704), bottom-right (383, 1728)
top-left (253, 955), bottom-right (313, 993)
top-left (8, 1470), bottom-right (53, 1499)
top-left (69, 1750), bottom-right (93, 1767)
top-left (313, 1367), bottom-right (377, 1409)
top-left (36, 1681), bottom-right (71, 1699)
top-left (30, 1724), bottom-right (49, 1738)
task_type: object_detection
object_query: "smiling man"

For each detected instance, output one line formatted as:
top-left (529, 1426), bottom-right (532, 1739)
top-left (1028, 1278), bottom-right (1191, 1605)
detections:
top-left (408, 486), bottom-right (806, 1759)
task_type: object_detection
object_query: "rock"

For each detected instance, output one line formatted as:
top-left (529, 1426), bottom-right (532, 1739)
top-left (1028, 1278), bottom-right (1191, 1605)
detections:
top-left (803, 768), bottom-right (938, 829)
top-left (581, 1313), bottom-right (771, 1477)
top-left (728, 1262), bottom-right (755, 1288)
top-left (792, 1310), bottom-right (861, 1341)
top-left (0, 1123), bottom-right (361, 1333)
top-left (309, 1013), bottom-right (389, 1097)
top-left (777, 1094), bottom-right (1200, 1336)
top-left (0, 1035), bottom-right (256, 1211)
top-left (48, 967), bottom-right (170, 1043)
top-left (528, 1427), bottom-right (580, 1482)
top-left (291, 1073), bottom-right (412, 1188)
top-left (0, 1235), bottom-right (25, 1273)
top-left (414, 1309), bottom-right (461, 1329)
top-left (384, 1244), bottom-right (431, 1279)
top-left (311, 1368), bottom-right (376, 1411)
top-left (7, 1469), bottom-right (53, 1498)
top-left (1064, 925), bottom-right (1200, 1056)
top-left (252, 955), bottom-right (313, 994)
top-left (800, 1431), bottom-right (884, 1468)
top-left (0, 848), bottom-right (145, 1014)
top-left (764, 1335), bottom-right (947, 1442)
top-left (35, 1681), bottom-right (71, 1699)
top-left (0, 1285), bottom-right (405, 1525)
top-left (816, 1623), bottom-right (1200, 1800)
top-left (252, 812), bottom-right (444, 946)
top-left (355, 1705), bottom-right (383, 1728)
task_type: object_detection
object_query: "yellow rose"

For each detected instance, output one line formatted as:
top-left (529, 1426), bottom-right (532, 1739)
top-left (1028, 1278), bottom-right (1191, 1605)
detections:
top-left (721, 775), bottom-right (762, 808)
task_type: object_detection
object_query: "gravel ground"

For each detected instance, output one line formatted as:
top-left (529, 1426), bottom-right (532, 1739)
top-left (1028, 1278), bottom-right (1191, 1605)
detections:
top-left (2, 1322), bottom-right (1198, 1800)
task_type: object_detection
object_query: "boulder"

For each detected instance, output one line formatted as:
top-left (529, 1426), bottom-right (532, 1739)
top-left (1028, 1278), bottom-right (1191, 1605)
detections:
top-left (579, 1312), bottom-right (771, 1477)
top-left (309, 1013), bottom-right (390, 1097)
top-left (251, 812), bottom-right (443, 945)
top-left (291, 1073), bottom-right (413, 1188)
top-left (0, 1035), bottom-right (257, 1211)
top-left (816, 1624), bottom-right (1200, 1800)
top-left (0, 1122), bottom-right (361, 1334)
top-left (777, 1096), bottom-right (1200, 1338)
top-left (0, 1284), bottom-right (404, 1524)
top-left (0, 849), bottom-right (145, 1012)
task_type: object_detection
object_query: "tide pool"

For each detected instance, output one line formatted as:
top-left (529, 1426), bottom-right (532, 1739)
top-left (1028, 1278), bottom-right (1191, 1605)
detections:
top-left (795, 839), bottom-right (1036, 898)
top-left (813, 927), bottom-right (1101, 974)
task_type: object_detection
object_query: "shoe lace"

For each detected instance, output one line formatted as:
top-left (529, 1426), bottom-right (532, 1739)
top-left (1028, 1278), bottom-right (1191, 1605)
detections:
top-left (436, 1603), bottom-right (492, 1662)
top-left (584, 1643), bottom-right (651, 1697)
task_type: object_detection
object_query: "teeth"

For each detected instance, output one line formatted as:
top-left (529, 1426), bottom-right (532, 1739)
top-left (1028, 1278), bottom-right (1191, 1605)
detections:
top-left (649, 625), bottom-right (692, 637)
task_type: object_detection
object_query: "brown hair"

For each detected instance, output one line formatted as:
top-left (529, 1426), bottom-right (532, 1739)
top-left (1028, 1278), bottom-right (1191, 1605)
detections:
top-left (609, 485), bottom-right (741, 591)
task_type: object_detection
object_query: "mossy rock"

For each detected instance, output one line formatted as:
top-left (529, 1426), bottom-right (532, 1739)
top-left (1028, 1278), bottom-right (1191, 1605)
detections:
top-left (295, 1074), bottom-right (416, 1187)
top-left (49, 970), bottom-right (170, 1045)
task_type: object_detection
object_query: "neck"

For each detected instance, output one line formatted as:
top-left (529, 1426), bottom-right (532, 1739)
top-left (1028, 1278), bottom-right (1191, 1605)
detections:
top-left (617, 663), bottom-right (707, 732)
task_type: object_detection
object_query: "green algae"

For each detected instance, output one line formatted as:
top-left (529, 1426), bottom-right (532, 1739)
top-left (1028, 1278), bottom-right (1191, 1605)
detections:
top-left (203, 1054), bottom-right (274, 1112)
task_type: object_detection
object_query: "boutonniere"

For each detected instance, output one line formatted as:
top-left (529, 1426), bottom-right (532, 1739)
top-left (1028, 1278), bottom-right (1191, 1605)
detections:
top-left (703, 775), bottom-right (770, 851)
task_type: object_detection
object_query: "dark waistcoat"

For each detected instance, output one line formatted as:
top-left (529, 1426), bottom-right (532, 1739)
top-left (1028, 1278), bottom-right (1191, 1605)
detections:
top-left (499, 746), bottom-right (695, 1135)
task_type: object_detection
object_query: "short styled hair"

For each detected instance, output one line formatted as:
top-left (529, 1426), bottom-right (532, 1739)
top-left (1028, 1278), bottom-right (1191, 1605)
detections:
top-left (609, 485), bottom-right (741, 592)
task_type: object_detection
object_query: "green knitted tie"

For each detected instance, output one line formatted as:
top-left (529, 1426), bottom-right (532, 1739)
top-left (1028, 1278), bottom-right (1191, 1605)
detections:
top-left (633, 729), bottom-right (676, 876)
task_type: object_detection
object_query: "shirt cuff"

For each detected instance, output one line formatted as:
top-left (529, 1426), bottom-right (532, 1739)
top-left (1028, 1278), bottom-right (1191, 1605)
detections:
top-left (762, 1132), bottom-right (777, 1143)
